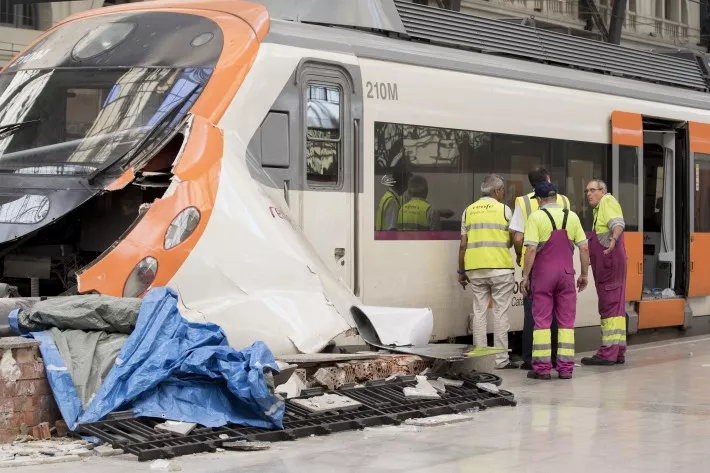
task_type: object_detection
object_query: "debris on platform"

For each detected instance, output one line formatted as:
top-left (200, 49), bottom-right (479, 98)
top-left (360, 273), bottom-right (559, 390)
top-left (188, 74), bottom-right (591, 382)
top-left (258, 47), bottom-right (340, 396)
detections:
top-left (404, 412), bottom-right (477, 427)
top-left (150, 459), bottom-right (181, 471)
top-left (0, 439), bottom-right (93, 467)
top-left (403, 376), bottom-right (440, 400)
top-left (476, 382), bottom-right (500, 394)
top-left (275, 372), bottom-right (306, 399)
top-left (290, 393), bottom-right (362, 413)
top-left (155, 421), bottom-right (197, 436)
top-left (222, 440), bottom-right (271, 451)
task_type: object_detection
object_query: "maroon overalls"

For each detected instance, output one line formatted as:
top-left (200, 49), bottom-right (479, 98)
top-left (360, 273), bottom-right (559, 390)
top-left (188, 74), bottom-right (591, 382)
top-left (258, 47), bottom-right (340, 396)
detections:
top-left (531, 209), bottom-right (577, 377)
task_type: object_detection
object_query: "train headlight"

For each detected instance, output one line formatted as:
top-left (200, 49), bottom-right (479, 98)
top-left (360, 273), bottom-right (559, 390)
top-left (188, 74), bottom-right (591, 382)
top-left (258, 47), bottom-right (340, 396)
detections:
top-left (163, 207), bottom-right (200, 250)
top-left (123, 257), bottom-right (158, 298)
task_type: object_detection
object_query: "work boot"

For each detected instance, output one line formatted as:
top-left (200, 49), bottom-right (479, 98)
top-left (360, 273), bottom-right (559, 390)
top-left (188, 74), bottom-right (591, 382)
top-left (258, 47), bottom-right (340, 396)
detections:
top-left (498, 361), bottom-right (522, 369)
top-left (527, 371), bottom-right (551, 380)
top-left (616, 357), bottom-right (625, 365)
top-left (580, 356), bottom-right (615, 366)
top-left (520, 362), bottom-right (533, 371)
top-left (558, 373), bottom-right (572, 380)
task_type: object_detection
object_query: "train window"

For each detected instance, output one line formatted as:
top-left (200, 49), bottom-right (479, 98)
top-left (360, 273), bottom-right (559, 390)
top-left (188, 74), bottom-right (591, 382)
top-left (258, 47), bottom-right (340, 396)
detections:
top-left (306, 84), bottom-right (341, 186)
top-left (695, 154), bottom-right (710, 232)
top-left (374, 120), bottom-right (611, 239)
top-left (617, 145), bottom-right (640, 231)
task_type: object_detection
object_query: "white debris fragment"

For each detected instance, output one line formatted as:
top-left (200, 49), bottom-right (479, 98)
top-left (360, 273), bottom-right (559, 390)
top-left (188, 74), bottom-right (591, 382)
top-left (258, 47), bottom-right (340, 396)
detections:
top-left (404, 413), bottom-right (476, 427)
top-left (155, 421), bottom-right (197, 436)
top-left (290, 393), bottom-right (362, 413)
top-left (275, 372), bottom-right (306, 399)
top-left (403, 376), bottom-right (440, 400)
top-left (218, 434), bottom-right (229, 440)
top-left (438, 377), bottom-right (464, 387)
top-left (222, 441), bottom-right (271, 451)
top-left (94, 445), bottom-right (123, 457)
top-left (476, 382), bottom-right (500, 394)
top-left (150, 459), bottom-right (181, 471)
top-left (428, 378), bottom-right (446, 394)
top-left (0, 349), bottom-right (20, 383)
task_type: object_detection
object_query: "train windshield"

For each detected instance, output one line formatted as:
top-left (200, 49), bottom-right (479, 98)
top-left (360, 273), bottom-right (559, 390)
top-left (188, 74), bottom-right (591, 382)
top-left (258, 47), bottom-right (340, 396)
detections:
top-left (0, 11), bottom-right (223, 177)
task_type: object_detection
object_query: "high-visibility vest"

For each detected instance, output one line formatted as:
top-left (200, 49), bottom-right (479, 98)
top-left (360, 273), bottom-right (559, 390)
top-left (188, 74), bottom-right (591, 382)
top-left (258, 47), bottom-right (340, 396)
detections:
top-left (514, 192), bottom-right (570, 268)
top-left (397, 198), bottom-right (430, 231)
top-left (464, 199), bottom-right (513, 270)
top-left (376, 190), bottom-right (400, 231)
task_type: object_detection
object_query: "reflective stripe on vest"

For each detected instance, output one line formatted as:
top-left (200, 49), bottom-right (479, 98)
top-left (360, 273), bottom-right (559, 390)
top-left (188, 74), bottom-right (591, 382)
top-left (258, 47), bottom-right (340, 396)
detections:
top-left (463, 199), bottom-right (513, 270)
top-left (376, 190), bottom-right (399, 231)
top-left (397, 198), bottom-right (430, 231)
top-left (515, 192), bottom-right (570, 269)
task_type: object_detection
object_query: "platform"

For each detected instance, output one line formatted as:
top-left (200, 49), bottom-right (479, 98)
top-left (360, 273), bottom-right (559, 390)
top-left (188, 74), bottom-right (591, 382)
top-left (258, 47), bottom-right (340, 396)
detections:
top-left (25, 334), bottom-right (710, 472)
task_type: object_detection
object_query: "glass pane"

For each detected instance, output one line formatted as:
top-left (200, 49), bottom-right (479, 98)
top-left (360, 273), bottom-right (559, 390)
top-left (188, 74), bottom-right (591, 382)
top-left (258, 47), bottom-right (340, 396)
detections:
top-left (306, 85), bottom-right (340, 140)
top-left (0, 194), bottom-right (49, 224)
top-left (618, 144), bottom-right (640, 231)
top-left (306, 140), bottom-right (339, 184)
top-left (695, 154), bottom-right (710, 232)
top-left (565, 141), bottom-right (609, 230)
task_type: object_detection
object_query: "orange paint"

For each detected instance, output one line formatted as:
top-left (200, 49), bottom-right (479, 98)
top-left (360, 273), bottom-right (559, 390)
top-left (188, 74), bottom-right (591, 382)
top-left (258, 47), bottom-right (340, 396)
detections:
top-left (637, 299), bottom-right (685, 329)
top-left (624, 232), bottom-right (643, 302)
top-left (78, 117), bottom-right (222, 296)
top-left (611, 111), bottom-right (643, 148)
top-left (689, 233), bottom-right (710, 297)
top-left (75, 1), bottom-right (269, 296)
top-left (689, 122), bottom-right (710, 155)
top-left (105, 169), bottom-right (136, 192)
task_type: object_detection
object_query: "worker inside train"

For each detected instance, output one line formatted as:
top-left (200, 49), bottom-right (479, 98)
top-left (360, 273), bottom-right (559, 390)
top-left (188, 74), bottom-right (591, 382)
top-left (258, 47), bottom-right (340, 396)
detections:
top-left (397, 175), bottom-right (441, 231)
top-left (376, 170), bottom-right (411, 231)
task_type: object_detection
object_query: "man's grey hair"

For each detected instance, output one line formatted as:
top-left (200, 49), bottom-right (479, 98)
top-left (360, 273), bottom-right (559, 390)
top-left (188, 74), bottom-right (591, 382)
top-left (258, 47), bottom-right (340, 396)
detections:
top-left (589, 179), bottom-right (608, 191)
top-left (481, 174), bottom-right (505, 196)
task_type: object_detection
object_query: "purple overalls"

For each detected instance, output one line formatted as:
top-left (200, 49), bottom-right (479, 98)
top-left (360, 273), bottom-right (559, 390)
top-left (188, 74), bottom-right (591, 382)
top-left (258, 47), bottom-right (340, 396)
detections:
top-left (531, 209), bottom-right (577, 377)
top-left (587, 222), bottom-right (627, 363)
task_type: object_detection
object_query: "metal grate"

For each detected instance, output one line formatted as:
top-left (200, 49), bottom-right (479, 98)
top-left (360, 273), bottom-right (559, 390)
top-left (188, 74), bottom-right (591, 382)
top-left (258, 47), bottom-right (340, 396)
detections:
top-left (77, 373), bottom-right (516, 461)
top-left (393, 0), bottom-right (708, 92)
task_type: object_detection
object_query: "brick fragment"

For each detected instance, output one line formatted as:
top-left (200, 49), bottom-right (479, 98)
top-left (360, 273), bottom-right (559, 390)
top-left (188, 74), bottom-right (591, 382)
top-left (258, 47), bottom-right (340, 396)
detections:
top-left (32, 422), bottom-right (51, 440)
top-left (55, 420), bottom-right (69, 437)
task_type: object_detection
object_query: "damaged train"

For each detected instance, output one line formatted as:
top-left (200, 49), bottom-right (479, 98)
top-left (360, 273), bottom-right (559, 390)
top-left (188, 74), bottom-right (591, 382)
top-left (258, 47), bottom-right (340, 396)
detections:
top-left (2, 0), bottom-right (710, 355)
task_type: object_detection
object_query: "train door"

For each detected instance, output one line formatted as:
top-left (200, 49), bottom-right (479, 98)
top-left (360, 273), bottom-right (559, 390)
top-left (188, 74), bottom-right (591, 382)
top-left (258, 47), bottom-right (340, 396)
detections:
top-left (299, 64), bottom-right (362, 294)
top-left (687, 123), bottom-right (710, 301)
top-left (611, 112), bottom-right (691, 332)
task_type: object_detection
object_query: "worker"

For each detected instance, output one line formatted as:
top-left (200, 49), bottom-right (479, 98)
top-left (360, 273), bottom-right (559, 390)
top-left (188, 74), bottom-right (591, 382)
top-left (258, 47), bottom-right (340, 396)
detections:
top-left (520, 181), bottom-right (589, 380)
top-left (581, 179), bottom-right (627, 366)
top-left (457, 174), bottom-right (518, 369)
top-left (510, 166), bottom-right (571, 371)
top-left (397, 175), bottom-right (441, 231)
top-left (376, 171), bottom-right (410, 231)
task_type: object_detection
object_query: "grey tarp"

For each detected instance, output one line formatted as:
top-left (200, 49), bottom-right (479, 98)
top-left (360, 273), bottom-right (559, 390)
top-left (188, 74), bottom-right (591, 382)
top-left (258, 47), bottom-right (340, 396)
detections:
top-left (12, 295), bottom-right (141, 407)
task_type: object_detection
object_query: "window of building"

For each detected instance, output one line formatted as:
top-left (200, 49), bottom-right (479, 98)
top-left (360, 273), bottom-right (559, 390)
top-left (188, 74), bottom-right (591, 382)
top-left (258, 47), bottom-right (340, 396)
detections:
top-left (374, 121), bottom-right (610, 238)
top-left (694, 154), bottom-right (710, 232)
top-left (628, 0), bottom-right (637, 12)
top-left (306, 84), bottom-right (341, 186)
top-left (0, 0), bottom-right (38, 29)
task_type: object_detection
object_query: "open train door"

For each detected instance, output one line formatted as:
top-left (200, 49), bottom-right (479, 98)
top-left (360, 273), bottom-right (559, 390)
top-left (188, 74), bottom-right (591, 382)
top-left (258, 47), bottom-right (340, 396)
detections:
top-left (610, 111), bottom-right (643, 333)
top-left (688, 123), bottom-right (710, 302)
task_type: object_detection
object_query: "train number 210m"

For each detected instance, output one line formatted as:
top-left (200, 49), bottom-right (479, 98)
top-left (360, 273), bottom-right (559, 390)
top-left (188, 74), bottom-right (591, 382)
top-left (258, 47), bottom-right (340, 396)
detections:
top-left (366, 81), bottom-right (398, 101)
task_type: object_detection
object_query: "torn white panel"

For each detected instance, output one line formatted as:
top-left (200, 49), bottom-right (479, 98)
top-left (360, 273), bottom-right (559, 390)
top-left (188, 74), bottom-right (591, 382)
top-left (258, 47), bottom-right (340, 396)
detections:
top-left (351, 305), bottom-right (433, 347)
top-left (169, 132), bottom-right (357, 356)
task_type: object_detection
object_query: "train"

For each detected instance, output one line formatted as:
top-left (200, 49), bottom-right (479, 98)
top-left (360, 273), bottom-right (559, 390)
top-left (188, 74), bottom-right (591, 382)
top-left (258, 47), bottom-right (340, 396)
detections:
top-left (0, 0), bottom-right (709, 355)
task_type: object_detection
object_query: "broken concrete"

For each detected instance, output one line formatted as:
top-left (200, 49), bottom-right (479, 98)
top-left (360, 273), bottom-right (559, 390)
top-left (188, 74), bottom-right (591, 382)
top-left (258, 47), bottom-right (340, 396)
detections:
top-left (275, 372), bottom-right (306, 399)
top-left (403, 376), bottom-right (440, 400)
top-left (290, 393), bottom-right (362, 413)
top-left (403, 412), bottom-right (476, 427)
top-left (438, 377), bottom-right (464, 387)
top-left (476, 382), bottom-right (500, 394)
top-left (94, 445), bottom-right (124, 457)
top-left (222, 440), bottom-right (271, 451)
top-left (428, 378), bottom-right (446, 394)
top-left (150, 459), bottom-right (182, 471)
top-left (0, 439), bottom-right (93, 467)
top-left (155, 421), bottom-right (197, 436)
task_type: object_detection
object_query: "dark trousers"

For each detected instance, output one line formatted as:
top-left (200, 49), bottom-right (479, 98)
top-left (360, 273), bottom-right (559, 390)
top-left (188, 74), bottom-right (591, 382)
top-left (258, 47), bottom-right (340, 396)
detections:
top-left (522, 294), bottom-right (558, 365)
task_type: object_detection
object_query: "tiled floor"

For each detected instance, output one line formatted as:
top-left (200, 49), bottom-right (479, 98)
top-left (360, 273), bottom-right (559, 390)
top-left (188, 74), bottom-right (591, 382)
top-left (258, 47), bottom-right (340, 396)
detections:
top-left (29, 334), bottom-right (710, 472)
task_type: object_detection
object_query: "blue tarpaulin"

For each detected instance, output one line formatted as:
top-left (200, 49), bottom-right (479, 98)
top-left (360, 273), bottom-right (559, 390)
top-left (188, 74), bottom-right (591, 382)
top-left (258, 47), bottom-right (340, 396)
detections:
top-left (11, 287), bottom-right (285, 431)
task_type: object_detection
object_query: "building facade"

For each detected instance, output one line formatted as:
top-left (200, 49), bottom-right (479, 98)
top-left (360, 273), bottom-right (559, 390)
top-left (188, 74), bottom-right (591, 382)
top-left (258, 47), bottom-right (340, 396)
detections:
top-left (0, 0), bottom-right (138, 65)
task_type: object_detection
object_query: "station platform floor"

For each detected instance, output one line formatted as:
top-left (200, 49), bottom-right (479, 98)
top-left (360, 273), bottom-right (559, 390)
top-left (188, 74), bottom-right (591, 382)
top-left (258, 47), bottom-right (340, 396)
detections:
top-left (31, 334), bottom-right (710, 473)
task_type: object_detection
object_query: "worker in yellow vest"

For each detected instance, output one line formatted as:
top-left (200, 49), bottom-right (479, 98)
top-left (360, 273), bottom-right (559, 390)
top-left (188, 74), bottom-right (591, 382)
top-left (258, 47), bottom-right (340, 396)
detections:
top-left (397, 175), bottom-right (441, 231)
top-left (457, 174), bottom-right (518, 369)
top-left (509, 166), bottom-right (571, 371)
top-left (376, 172), bottom-right (410, 231)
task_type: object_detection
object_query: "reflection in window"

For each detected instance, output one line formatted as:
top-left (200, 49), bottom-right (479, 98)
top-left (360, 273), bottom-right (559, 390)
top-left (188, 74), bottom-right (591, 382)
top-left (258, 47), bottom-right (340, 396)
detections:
top-left (695, 155), bottom-right (710, 232)
top-left (374, 121), bottom-right (610, 239)
top-left (306, 84), bottom-right (340, 185)
top-left (0, 194), bottom-right (49, 224)
top-left (618, 145), bottom-right (640, 231)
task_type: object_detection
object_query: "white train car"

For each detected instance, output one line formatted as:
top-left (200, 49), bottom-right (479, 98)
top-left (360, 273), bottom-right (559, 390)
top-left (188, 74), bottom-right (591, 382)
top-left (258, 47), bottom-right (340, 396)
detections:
top-left (1, 0), bottom-right (710, 354)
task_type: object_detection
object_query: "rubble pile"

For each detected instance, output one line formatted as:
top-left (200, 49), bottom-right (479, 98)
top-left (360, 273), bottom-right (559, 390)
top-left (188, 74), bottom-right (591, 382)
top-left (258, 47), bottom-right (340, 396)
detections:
top-left (0, 437), bottom-right (97, 467)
